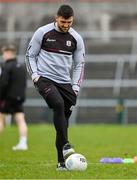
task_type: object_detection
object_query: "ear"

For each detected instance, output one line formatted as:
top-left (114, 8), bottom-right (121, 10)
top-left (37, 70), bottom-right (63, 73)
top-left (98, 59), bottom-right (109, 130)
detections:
top-left (55, 15), bottom-right (58, 22)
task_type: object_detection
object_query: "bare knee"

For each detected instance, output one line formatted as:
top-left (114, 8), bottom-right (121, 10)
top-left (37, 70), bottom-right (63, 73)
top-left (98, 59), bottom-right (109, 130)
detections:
top-left (13, 113), bottom-right (27, 126)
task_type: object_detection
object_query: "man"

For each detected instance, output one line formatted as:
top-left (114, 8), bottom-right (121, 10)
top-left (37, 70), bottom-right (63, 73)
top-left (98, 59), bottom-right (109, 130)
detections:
top-left (25, 4), bottom-right (85, 170)
top-left (0, 45), bottom-right (28, 150)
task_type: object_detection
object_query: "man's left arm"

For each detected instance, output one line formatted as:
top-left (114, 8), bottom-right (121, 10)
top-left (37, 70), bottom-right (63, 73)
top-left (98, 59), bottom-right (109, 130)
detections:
top-left (72, 35), bottom-right (85, 93)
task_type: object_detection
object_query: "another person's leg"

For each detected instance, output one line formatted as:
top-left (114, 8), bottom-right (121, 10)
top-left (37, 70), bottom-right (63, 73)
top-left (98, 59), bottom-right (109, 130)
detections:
top-left (0, 113), bottom-right (5, 133)
top-left (9, 99), bottom-right (28, 151)
top-left (12, 112), bottom-right (28, 150)
top-left (0, 101), bottom-right (6, 133)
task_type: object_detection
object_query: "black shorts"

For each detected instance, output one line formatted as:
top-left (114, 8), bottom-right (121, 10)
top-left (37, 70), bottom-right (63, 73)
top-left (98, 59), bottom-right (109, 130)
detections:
top-left (0, 98), bottom-right (24, 114)
top-left (34, 77), bottom-right (77, 110)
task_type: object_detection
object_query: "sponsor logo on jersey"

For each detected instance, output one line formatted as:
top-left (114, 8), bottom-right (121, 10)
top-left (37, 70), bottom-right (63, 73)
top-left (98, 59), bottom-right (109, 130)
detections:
top-left (46, 38), bottom-right (56, 42)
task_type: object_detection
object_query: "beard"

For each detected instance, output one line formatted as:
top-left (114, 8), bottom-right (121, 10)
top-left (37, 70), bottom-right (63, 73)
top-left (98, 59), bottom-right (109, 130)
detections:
top-left (58, 25), bottom-right (69, 33)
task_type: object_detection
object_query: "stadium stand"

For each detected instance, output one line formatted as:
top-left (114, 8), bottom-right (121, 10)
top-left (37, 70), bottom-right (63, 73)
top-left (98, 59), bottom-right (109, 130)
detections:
top-left (0, 0), bottom-right (137, 124)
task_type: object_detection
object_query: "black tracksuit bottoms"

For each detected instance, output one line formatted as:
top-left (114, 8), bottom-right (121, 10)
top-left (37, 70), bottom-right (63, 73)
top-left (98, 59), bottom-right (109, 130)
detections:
top-left (34, 77), bottom-right (77, 163)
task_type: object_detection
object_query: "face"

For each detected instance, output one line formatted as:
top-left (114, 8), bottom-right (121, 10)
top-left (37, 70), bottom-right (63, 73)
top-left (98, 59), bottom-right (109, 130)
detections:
top-left (2, 50), bottom-right (16, 61)
top-left (55, 16), bottom-right (74, 32)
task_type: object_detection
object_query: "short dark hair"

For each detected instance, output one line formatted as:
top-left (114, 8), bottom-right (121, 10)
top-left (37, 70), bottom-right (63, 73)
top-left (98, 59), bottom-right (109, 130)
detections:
top-left (57, 5), bottom-right (74, 19)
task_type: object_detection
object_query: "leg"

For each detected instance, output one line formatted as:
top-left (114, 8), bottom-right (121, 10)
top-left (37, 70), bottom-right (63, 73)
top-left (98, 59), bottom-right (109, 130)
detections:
top-left (36, 78), bottom-right (74, 163)
top-left (14, 112), bottom-right (27, 137)
top-left (47, 88), bottom-right (68, 163)
top-left (57, 83), bottom-right (77, 127)
top-left (64, 108), bottom-right (72, 128)
top-left (39, 84), bottom-right (68, 163)
top-left (56, 84), bottom-right (77, 159)
top-left (12, 112), bottom-right (28, 150)
top-left (0, 113), bottom-right (6, 133)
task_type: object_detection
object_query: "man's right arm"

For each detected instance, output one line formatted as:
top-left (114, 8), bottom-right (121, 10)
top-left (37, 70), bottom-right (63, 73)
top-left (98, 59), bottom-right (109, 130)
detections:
top-left (25, 28), bottom-right (43, 82)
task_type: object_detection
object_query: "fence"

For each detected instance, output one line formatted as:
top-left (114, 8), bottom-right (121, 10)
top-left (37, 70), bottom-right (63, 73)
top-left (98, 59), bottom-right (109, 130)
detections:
top-left (0, 31), bottom-right (137, 123)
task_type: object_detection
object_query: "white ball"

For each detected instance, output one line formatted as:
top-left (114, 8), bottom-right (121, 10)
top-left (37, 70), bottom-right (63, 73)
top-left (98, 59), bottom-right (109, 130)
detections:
top-left (65, 153), bottom-right (87, 171)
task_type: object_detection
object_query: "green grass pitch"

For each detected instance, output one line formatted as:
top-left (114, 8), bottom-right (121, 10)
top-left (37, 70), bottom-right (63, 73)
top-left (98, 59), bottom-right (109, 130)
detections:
top-left (0, 124), bottom-right (137, 179)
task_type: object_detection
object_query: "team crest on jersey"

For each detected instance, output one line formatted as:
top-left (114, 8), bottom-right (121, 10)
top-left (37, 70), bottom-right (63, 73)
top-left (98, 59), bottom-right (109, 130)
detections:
top-left (66, 41), bottom-right (71, 47)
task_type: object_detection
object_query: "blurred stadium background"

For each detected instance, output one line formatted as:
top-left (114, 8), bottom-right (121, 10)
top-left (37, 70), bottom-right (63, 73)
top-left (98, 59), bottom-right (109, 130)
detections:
top-left (0, 0), bottom-right (137, 124)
